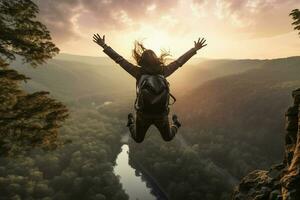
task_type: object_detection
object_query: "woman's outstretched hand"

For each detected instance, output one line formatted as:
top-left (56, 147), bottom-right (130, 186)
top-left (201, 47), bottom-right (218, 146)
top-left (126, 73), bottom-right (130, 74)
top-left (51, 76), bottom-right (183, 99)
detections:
top-left (194, 37), bottom-right (207, 51)
top-left (93, 34), bottom-right (107, 48)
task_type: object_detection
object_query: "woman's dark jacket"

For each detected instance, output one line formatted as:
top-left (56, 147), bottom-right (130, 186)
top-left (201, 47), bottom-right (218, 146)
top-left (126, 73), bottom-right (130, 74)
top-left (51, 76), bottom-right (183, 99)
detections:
top-left (102, 45), bottom-right (197, 80)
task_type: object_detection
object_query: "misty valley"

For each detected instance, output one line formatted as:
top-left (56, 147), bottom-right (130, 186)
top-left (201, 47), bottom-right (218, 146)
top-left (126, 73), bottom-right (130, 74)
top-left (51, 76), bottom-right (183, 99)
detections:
top-left (1, 1), bottom-right (300, 199)
top-left (1, 55), bottom-right (299, 199)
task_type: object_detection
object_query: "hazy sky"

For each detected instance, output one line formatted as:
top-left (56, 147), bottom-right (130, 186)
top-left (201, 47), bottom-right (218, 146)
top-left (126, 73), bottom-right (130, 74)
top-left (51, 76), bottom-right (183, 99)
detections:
top-left (36, 0), bottom-right (300, 59)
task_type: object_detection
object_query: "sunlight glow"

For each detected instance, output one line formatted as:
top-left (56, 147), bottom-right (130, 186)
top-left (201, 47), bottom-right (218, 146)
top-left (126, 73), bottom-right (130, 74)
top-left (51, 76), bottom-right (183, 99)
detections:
top-left (55, 0), bottom-right (300, 59)
top-left (135, 25), bottom-right (172, 54)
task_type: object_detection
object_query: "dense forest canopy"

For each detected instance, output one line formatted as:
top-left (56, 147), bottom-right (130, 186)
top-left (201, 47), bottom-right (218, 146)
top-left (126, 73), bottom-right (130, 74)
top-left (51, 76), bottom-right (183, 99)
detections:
top-left (0, 105), bottom-right (129, 200)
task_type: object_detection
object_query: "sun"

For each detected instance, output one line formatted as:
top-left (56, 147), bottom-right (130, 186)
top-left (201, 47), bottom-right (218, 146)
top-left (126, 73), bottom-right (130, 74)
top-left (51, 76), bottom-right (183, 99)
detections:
top-left (129, 25), bottom-right (172, 55)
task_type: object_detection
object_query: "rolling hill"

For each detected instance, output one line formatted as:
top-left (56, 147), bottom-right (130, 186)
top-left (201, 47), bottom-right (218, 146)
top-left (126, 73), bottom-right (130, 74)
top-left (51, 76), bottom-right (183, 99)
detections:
top-left (174, 56), bottom-right (300, 160)
top-left (12, 56), bottom-right (135, 102)
top-left (12, 53), bottom-right (262, 103)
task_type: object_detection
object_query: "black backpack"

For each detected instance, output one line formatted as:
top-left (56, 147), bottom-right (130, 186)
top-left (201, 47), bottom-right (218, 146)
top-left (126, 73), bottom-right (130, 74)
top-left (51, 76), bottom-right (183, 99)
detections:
top-left (134, 74), bottom-right (176, 114)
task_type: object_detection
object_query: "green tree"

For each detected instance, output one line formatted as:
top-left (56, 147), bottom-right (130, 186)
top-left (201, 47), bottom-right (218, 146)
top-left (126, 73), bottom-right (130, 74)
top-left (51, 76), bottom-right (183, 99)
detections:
top-left (290, 9), bottom-right (300, 36)
top-left (0, 0), bottom-right (59, 67)
top-left (0, 0), bottom-right (68, 156)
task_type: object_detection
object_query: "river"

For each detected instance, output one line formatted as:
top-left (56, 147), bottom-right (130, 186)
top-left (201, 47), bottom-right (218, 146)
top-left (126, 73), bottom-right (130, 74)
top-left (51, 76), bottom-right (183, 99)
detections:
top-left (114, 144), bottom-right (157, 200)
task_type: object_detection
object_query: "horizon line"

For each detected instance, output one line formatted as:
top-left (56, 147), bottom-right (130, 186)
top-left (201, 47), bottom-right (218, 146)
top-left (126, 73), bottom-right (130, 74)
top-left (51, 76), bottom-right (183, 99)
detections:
top-left (56, 52), bottom-right (300, 61)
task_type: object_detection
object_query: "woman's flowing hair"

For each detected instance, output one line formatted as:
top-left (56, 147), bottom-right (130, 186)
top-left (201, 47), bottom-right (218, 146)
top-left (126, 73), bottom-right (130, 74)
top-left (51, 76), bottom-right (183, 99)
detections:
top-left (132, 40), bottom-right (171, 67)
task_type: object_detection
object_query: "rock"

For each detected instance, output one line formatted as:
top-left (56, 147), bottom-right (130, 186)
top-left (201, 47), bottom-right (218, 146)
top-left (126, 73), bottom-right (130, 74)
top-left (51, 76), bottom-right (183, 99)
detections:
top-left (232, 170), bottom-right (272, 200)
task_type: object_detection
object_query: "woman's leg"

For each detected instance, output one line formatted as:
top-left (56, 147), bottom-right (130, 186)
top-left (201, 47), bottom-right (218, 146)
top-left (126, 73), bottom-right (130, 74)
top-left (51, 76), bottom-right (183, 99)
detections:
top-left (154, 114), bottom-right (181, 142)
top-left (127, 113), bottom-right (152, 143)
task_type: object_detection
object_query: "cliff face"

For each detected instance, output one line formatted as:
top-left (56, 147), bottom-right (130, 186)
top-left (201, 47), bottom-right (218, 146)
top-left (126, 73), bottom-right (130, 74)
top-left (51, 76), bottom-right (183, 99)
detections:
top-left (232, 88), bottom-right (300, 200)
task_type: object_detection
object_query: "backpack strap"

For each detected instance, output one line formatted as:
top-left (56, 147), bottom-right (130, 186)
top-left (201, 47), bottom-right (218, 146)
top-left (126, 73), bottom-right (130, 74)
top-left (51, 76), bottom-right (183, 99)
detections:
top-left (158, 75), bottom-right (176, 105)
top-left (134, 78), bottom-right (147, 110)
top-left (169, 93), bottom-right (176, 105)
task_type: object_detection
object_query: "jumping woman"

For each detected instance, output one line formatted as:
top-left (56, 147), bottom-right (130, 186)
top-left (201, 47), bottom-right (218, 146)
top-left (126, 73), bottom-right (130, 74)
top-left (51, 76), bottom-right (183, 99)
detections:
top-left (93, 34), bottom-right (207, 143)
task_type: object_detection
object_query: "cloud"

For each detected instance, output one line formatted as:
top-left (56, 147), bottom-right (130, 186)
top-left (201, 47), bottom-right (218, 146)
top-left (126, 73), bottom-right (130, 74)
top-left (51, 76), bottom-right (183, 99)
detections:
top-left (35, 0), bottom-right (300, 48)
top-left (36, 0), bottom-right (179, 42)
top-left (35, 0), bottom-right (81, 42)
top-left (215, 0), bottom-right (298, 37)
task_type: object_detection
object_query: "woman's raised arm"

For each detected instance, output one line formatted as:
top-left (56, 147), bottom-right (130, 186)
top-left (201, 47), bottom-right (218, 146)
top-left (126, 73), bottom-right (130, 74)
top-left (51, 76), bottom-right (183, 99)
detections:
top-left (93, 34), bottom-right (140, 79)
top-left (164, 37), bottom-right (207, 77)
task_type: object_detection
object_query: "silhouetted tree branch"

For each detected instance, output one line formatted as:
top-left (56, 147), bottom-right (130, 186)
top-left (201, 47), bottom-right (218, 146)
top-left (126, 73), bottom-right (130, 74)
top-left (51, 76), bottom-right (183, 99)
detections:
top-left (290, 9), bottom-right (300, 36)
top-left (0, 0), bottom-right (59, 67)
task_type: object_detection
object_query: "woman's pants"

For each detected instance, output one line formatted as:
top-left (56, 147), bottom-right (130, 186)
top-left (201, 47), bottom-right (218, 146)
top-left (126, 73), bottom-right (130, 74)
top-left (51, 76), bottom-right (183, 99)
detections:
top-left (128, 112), bottom-right (179, 143)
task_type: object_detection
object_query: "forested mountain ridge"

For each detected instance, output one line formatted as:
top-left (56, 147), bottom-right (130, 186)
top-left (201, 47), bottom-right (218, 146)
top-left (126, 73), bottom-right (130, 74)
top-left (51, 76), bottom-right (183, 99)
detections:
top-left (12, 58), bottom-right (135, 102)
top-left (176, 56), bottom-right (300, 162)
top-left (14, 53), bottom-right (267, 102)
